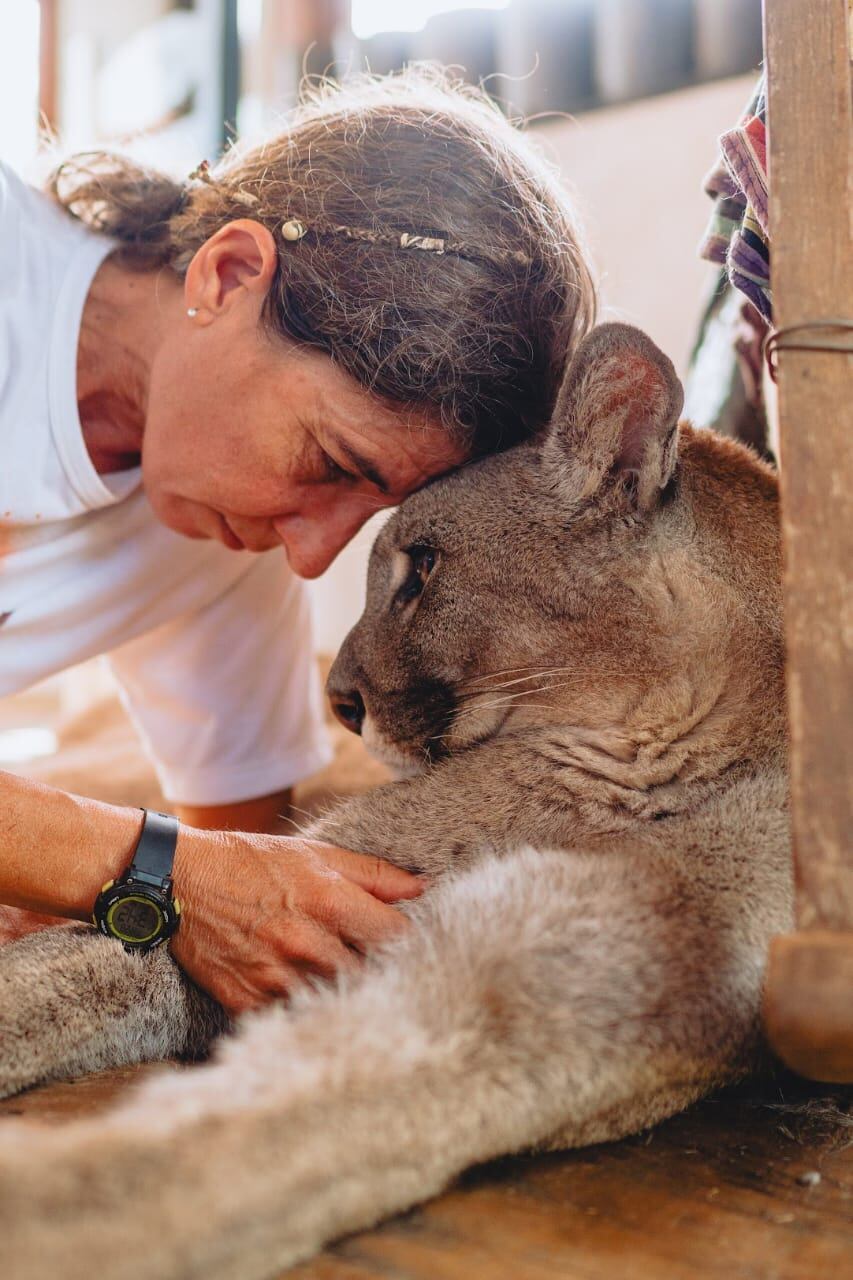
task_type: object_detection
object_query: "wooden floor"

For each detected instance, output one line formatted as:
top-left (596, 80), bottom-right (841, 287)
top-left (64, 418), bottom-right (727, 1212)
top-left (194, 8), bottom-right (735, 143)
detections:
top-left (2, 1066), bottom-right (850, 1279)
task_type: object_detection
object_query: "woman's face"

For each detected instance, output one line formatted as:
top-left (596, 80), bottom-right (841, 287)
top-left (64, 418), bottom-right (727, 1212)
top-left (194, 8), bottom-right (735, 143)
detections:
top-left (142, 224), bottom-right (467, 579)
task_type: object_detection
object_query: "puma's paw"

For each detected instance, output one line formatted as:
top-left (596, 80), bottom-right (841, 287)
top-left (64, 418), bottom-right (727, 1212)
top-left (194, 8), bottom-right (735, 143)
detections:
top-left (0, 924), bottom-right (206, 1099)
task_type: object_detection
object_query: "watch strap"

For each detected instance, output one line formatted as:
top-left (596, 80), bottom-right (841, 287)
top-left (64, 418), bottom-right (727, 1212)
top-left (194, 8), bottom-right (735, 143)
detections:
top-left (127, 809), bottom-right (180, 892)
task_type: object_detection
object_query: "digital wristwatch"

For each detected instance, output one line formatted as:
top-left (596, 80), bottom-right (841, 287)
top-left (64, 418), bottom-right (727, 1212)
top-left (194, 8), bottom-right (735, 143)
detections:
top-left (93, 809), bottom-right (181, 953)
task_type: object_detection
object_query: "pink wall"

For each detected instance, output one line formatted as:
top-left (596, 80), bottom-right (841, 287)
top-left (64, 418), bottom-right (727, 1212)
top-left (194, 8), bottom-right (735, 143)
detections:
top-left (540, 72), bottom-right (754, 376)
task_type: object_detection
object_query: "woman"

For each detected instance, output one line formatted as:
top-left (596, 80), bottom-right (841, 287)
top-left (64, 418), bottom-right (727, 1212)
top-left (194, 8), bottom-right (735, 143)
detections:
top-left (0, 70), bottom-right (595, 1013)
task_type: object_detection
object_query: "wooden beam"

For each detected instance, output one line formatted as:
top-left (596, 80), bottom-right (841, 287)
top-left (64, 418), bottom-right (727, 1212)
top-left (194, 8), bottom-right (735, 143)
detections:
top-left (761, 0), bottom-right (853, 1080)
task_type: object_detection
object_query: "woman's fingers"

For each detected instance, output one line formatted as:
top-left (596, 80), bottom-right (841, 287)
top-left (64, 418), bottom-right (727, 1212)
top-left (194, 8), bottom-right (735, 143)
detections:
top-left (319, 880), bottom-right (413, 953)
top-left (231, 943), bottom-right (361, 1014)
top-left (213, 941), bottom-right (360, 1015)
top-left (285, 840), bottom-right (425, 950)
top-left (239, 963), bottom-right (304, 1013)
top-left (270, 919), bottom-right (362, 981)
top-left (313, 843), bottom-right (426, 902)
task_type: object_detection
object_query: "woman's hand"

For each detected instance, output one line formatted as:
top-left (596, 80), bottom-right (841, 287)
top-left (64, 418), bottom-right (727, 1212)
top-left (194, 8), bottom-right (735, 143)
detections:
top-left (170, 828), bottom-right (425, 1014)
top-left (0, 772), bottom-right (421, 1015)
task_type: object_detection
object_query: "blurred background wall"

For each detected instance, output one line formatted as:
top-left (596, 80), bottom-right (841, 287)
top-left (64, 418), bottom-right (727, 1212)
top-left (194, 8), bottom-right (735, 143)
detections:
top-left (7, 1), bottom-right (761, 149)
top-left (1, 0), bottom-right (761, 660)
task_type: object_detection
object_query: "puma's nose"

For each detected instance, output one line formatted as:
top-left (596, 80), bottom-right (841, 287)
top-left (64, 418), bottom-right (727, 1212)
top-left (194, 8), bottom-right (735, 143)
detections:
top-left (330, 690), bottom-right (365, 735)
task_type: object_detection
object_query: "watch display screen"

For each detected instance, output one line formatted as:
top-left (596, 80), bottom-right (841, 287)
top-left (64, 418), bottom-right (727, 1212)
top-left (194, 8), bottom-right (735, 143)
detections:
top-left (107, 895), bottom-right (162, 944)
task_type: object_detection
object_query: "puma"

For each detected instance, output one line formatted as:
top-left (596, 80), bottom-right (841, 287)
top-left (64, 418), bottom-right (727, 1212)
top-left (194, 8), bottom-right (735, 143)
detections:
top-left (0, 324), bottom-right (791, 1280)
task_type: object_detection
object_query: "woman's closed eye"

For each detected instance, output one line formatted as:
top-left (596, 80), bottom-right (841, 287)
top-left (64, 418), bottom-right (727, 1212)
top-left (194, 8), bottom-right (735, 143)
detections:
top-left (316, 432), bottom-right (394, 494)
top-left (321, 452), bottom-right (356, 484)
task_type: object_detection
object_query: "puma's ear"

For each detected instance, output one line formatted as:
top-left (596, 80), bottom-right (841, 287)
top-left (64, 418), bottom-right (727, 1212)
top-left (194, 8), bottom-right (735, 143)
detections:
top-left (546, 323), bottom-right (684, 512)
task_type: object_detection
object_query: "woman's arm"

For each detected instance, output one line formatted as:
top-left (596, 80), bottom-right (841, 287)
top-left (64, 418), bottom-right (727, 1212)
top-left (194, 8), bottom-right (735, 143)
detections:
top-left (0, 771), bottom-right (143, 918)
top-left (0, 771), bottom-right (424, 1012)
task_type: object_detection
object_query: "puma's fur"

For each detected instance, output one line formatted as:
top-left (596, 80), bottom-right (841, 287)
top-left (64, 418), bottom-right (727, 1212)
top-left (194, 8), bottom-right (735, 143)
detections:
top-left (0, 324), bottom-right (791, 1279)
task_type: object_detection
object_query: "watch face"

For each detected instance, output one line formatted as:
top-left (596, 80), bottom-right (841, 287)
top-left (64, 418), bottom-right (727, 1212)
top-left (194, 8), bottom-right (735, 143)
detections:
top-left (106, 894), bottom-right (164, 945)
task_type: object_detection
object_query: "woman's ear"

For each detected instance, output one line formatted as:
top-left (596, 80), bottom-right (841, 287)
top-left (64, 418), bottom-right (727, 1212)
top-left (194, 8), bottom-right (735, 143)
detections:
top-left (184, 219), bottom-right (278, 320)
top-left (545, 323), bottom-right (684, 513)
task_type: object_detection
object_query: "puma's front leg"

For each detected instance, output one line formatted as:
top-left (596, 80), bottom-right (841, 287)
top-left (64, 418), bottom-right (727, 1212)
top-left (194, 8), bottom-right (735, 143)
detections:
top-left (0, 925), bottom-right (226, 1098)
top-left (310, 730), bottom-right (608, 874)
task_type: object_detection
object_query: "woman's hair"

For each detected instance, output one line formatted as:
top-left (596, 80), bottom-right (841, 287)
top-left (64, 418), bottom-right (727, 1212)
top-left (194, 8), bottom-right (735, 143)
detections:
top-left (50, 66), bottom-right (596, 454)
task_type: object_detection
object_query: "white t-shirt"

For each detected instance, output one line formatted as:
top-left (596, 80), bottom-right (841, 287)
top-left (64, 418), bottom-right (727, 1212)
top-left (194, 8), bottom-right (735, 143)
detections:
top-left (0, 161), bottom-right (331, 805)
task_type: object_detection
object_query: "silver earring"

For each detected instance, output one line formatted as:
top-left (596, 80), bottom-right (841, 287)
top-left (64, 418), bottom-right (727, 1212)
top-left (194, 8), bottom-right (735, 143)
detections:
top-left (187, 307), bottom-right (198, 318)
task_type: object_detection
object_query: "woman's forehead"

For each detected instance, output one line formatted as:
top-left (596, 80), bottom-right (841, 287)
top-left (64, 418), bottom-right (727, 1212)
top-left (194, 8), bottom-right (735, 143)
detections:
top-left (319, 367), bottom-right (435, 435)
top-left (319, 376), bottom-right (466, 489)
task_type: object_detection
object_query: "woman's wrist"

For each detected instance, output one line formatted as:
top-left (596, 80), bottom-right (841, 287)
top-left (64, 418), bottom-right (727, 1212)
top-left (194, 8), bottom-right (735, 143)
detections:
top-left (169, 825), bottom-right (255, 980)
top-left (170, 823), bottom-right (244, 945)
top-left (171, 822), bottom-right (215, 921)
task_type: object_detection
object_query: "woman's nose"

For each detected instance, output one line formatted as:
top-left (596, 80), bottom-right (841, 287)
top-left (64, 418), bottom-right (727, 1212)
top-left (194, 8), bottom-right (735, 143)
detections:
top-left (273, 502), bottom-right (377, 578)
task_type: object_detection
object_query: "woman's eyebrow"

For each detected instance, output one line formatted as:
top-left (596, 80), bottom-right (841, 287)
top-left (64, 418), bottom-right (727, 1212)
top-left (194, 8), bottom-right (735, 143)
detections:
top-left (335, 438), bottom-right (392, 493)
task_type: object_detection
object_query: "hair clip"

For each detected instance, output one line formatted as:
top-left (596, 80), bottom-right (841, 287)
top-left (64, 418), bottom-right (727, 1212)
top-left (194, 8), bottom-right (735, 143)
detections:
top-left (187, 159), bottom-right (214, 186)
top-left (188, 161), bottom-right (259, 209)
top-left (281, 219), bottom-right (308, 241)
top-left (399, 233), bottom-right (446, 254)
top-left (275, 217), bottom-right (531, 270)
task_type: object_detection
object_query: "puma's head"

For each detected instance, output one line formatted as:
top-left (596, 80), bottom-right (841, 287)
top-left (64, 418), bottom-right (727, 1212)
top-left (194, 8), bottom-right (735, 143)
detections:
top-left (328, 323), bottom-right (784, 794)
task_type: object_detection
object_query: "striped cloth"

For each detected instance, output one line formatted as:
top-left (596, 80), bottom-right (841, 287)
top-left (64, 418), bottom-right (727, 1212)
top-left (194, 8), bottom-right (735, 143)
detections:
top-left (700, 78), bottom-right (771, 321)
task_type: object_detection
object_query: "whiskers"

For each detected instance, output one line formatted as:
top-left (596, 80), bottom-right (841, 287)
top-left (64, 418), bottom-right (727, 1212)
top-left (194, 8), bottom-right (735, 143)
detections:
top-left (430, 664), bottom-right (588, 745)
top-left (457, 663), bottom-right (582, 691)
top-left (457, 664), bottom-right (592, 702)
top-left (277, 801), bottom-right (321, 839)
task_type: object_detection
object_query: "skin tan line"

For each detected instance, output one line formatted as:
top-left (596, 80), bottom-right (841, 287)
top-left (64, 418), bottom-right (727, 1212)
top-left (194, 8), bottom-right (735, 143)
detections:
top-left (0, 324), bottom-right (792, 1280)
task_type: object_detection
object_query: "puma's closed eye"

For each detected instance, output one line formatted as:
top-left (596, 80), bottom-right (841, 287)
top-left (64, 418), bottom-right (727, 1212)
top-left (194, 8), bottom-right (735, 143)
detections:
top-left (399, 545), bottom-right (437, 602)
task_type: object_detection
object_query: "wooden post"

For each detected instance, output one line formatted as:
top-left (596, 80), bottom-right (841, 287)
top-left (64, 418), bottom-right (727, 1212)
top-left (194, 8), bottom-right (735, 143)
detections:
top-left (37, 0), bottom-right (58, 137)
top-left (279, 0), bottom-right (350, 83)
top-left (761, 0), bottom-right (853, 1081)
